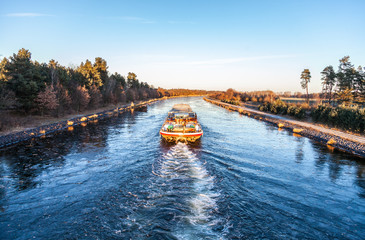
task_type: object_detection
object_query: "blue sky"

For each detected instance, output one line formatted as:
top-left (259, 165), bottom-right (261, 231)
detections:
top-left (0, 0), bottom-right (364, 93)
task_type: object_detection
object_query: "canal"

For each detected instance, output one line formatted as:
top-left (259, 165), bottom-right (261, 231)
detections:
top-left (0, 97), bottom-right (364, 239)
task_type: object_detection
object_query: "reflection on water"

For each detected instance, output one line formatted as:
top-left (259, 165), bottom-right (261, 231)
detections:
top-left (294, 135), bottom-right (305, 164)
top-left (0, 97), bottom-right (364, 239)
top-left (1, 122), bottom-right (108, 191)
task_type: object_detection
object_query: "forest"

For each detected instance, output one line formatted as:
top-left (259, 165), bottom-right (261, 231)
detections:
top-left (0, 49), bottom-right (161, 115)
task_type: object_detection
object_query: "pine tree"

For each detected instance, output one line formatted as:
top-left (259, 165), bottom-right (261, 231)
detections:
top-left (93, 57), bottom-right (108, 85)
top-left (321, 66), bottom-right (336, 105)
top-left (127, 72), bottom-right (139, 88)
top-left (300, 69), bottom-right (311, 104)
top-left (77, 60), bottom-right (102, 88)
top-left (5, 48), bottom-right (46, 112)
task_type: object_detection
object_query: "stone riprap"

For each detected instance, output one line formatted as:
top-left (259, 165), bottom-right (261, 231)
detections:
top-left (0, 99), bottom-right (158, 148)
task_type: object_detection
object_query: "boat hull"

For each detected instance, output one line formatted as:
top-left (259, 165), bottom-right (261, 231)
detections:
top-left (160, 131), bottom-right (203, 143)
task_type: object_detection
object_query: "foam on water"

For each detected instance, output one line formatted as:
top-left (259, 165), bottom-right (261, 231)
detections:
top-left (153, 142), bottom-right (224, 239)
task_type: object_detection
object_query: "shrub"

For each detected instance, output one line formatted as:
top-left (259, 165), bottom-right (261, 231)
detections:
top-left (311, 104), bottom-right (365, 132)
top-left (259, 100), bottom-right (306, 119)
top-left (222, 99), bottom-right (240, 106)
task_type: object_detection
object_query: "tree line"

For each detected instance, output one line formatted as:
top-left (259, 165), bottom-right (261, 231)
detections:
top-left (156, 88), bottom-right (212, 97)
top-left (300, 56), bottom-right (364, 105)
top-left (0, 49), bottom-right (162, 116)
top-left (0, 49), bottom-right (211, 117)
top-left (210, 89), bottom-right (276, 105)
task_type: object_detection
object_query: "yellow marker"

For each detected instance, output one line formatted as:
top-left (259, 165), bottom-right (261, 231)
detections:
top-left (293, 128), bottom-right (303, 133)
top-left (67, 121), bottom-right (74, 126)
top-left (39, 130), bottom-right (46, 134)
top-left (278, 123), bottom-right (284, 128)
top-left (81, 122), bottom-right (87, 127)
top-left (293, 133), bottom-right (302, 138)
top-left (327, 145), bottom-right (335, 152)
top-left (327, 138), bottom-right (336, 145)
top-left (80, 117), bottom-right (87, 122)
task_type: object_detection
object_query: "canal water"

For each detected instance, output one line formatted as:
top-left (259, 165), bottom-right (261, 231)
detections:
top-left (0, 97), bottom-right (364, 239)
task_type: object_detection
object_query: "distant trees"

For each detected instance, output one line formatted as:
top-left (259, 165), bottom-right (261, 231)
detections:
top-left (157, 88), bottom-right (211, 97)
top-left (300, 69), bottom-right (311, 104)
top-left (210, 89), bottom-right (276, 105)
top-left (240, 90), bottom-right (275, 103)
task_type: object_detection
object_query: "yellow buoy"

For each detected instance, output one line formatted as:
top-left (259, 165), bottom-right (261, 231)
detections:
top-left (278, 123), bottom-right (284, 128)
top-left (80, 117), bottom-right (87, 122)
top-left (327, 145), bottom-right (335, 152)
top-left (327, 138), bottom-right (336, 145)
top-left (293, 133), bottom-right (302, 138)
top-left (67, 121), bottom-right (74, 126)
top-left (39, 130), bottom-right (46, 134)
top-left (293, 128), bottom-right (303, 133)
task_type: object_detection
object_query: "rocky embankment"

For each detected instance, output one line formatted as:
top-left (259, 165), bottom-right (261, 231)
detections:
top-left (0, 99), bottom-right (157, 148)
top-left (204, 97), bottom-right (365, 158)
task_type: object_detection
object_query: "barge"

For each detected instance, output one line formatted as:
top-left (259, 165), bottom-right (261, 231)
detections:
top-left (160, 104), bottom-right (203, 143)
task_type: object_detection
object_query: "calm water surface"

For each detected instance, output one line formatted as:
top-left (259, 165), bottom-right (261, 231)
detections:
top-left (0, 97), bottom-right (364, 239)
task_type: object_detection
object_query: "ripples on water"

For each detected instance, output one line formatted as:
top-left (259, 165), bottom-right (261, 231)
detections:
top-left (0, 97), bottom-right (364, 239)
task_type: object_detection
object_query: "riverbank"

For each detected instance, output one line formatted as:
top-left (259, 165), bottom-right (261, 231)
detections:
top-left (0, 95), bottom-right (208, 148)
top-left (204, 97), bottom-right (365, 158)
top-left (0, 99), bottom-right (159, 148)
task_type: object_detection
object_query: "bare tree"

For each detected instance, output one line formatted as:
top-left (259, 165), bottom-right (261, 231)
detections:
top-left (36, 85), bottom-right (59, 115)
top-left (73, 86), bottom-right (90, 112)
